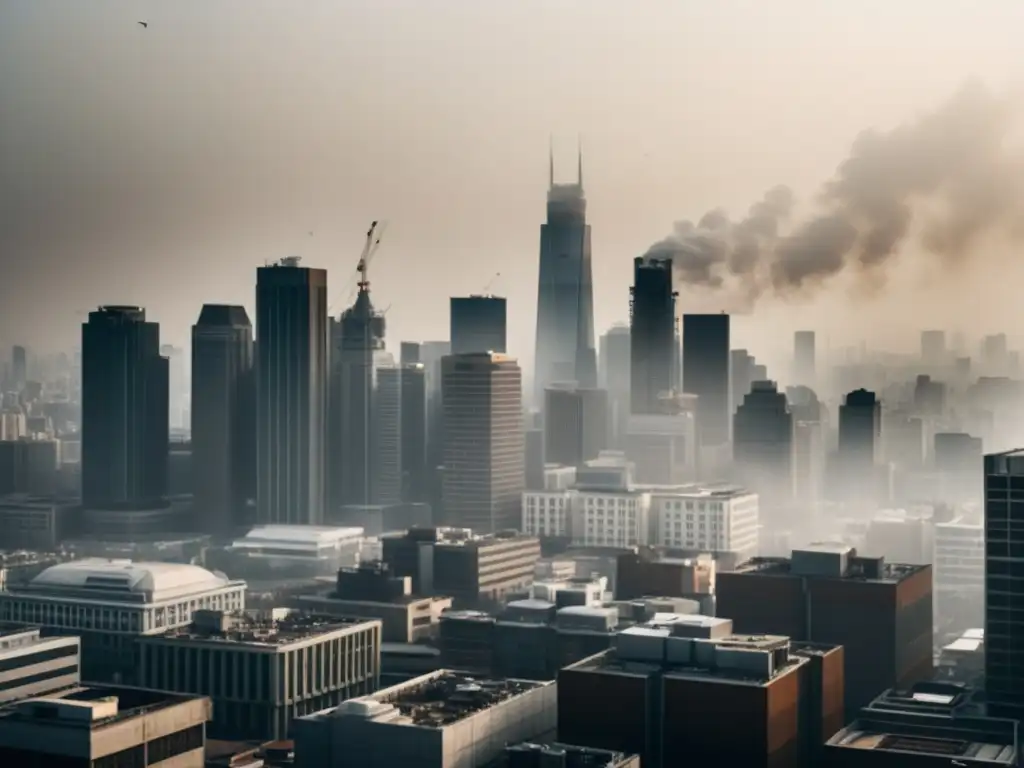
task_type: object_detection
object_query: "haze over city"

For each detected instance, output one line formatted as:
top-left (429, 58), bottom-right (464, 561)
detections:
top-left (5, 1), bottom-right (1024, 369)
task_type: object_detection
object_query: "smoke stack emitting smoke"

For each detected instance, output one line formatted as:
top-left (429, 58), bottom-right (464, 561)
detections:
top-left (645, 82), bottom-right (1024, 308)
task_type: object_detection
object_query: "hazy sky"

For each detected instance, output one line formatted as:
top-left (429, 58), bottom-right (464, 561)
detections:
top-left (3, 1), bottom-right (1024, 372)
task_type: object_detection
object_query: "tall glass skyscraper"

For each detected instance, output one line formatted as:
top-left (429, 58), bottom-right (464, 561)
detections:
top-left (533, 146), bottom-right (597, 404)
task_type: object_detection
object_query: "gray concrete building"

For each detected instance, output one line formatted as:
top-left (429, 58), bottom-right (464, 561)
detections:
top-left (0, 625), bottom-right (79, 703)
top-left (0, 559), bottom-right (246, 684)
top-left (138, 610), bottom-right (381, 741)
top-left (294, 669), bottom-right (557, 768)
top-left (0, 684), bottom-right (211, 767)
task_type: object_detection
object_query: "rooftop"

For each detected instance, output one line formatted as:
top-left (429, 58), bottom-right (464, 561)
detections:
top-left (340, 671), bottom-right (546, 728)
top-left (236, 525), bottom-right (365, 545)
top-left (140, 610), bottom-right (373, 648)
top-left (0, 685), bottom-right (206, 731)
top-left (732, 547), bottom-right (925, 584)
top-left (21, 559), bottom-right (238, 603)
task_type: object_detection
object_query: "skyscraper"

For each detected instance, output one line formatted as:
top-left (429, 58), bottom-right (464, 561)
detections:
top-left (630, 256), bottom-right (677, 415)
top-left (160, 344), bottom-right (187, 430)
top-left (376, 364), bottom-right (429, 505)
top-left (544, 385), bottom-right (609, 467)
top-left (441, 352), bottom-right (524, 532)
top-left (733, 380), bottom-right (796, 510)
top-left (450, 295), bottom-right (507, 355)
top-left (256, 258), bottom-right (328, 526)
top-left (191, 304), bottom-right (254, 534)
top-left (793, 330), bottom-right (815, 386)
top-left (984, 449), bottom-right (1024, 719)
top-left (533, 146), bottom-right (597, 401)
top-left (682, 313), bottom-right (731, 448)
top-left (598, 325), bottom-right (631, 447)
top-left (10, 346), bottom-right (26, 392)
top-left (81, 306), bottom-right (168, 509)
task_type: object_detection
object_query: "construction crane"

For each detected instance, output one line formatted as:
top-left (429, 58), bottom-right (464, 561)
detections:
top-left (481, 272), bottom-right (501, 294)
top-left (331, 220), bottom-right (388, 315)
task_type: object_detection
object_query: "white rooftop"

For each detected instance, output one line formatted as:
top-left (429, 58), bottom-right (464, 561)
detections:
top-left (237, 525), bottom-right (364, 545)
top-left (28, 559), bottom-right (235, 602)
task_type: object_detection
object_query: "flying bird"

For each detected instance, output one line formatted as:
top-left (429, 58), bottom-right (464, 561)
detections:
top-left (137, 21), bottom-right (148, 29)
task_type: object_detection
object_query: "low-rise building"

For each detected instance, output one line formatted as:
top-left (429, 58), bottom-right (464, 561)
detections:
top-left (294, 670), bottom-right (557, 768)
top-left (213, 525), bottom-right (366, 580)
top-left (0, 685), bottom-right (211, 767)
top-left (138, 610), bottom-right (381, 741)
top-left (504, 742), bottom-right (640, 768)
top-left (0, 624), bottom-right (80, 703)
top-left (0, 558), bottom-right (246, 684)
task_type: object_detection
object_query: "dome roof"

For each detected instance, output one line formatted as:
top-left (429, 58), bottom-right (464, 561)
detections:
top-left (29, 559), bottom-right (232, 602)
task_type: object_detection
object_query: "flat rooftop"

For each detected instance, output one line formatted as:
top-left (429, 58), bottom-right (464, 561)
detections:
top-left (141, 612), bottom-right (373, 647)
top-left (372, 671), bottom-right (544, 728)
top-left (0, 685), bottom-right (203, 730)
top-left (731, 556), bottom-right (926, 584)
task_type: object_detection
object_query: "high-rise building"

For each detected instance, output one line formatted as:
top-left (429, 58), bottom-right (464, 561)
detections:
top-left (630, 256), bottom-right (677, 415)
top-left (160, 344), bottom-right (187, 431)
top-left (256, 258), bottom-right (328, 526)
top-left (441, 353), bottom-right (524, 532)
top-left (733, 381), bottom-right (795, 511)
top-left (837, 388), bottom-right (881, 473)
top-left (599, 325), bottom-right (631, 447)
top-left (399, 341), bottom-right (421, 366)
top-left (450, 295), bottom-right (507, 355)
top-left (793, 330), bottom-right (815, 386)
top-left (10, 345), bottom-right (26, 392)
top-left (534, 146), bottom-right (597, 401)
top-left (920, 329), bottom-right (946, 366)
top-left (544, 385), bottom-right (609, 467)
top-left (730, 348), bottom-right (754, 415)
top-left (81, 306), bottom-right (169, 510)
top-left (191, 304), bottom-right (254, 534)
top-left (682, 313), bottom-right (730, 447)
top-left (984, 449), bottom-right (1024, 719)
top-left (331, 261), bottom-right (390, 509)
top-left (375, 364), bottom-right (428, 505)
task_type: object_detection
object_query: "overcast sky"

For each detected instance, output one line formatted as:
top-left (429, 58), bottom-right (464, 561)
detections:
top-left (3, 0), bottom-right (1024, 372)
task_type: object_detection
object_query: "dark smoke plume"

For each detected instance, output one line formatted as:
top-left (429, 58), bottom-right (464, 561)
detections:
top-left (644, 82), bottom-right (1024, 305)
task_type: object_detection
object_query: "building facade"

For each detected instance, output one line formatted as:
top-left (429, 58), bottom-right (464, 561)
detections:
top-left (450, 295), bottom-right (507, 355)
top-left (681, 313), bottom-right (730, 449)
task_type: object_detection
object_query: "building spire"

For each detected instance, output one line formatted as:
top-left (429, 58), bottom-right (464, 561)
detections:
top-left (549, 136), bottom-right (554, 188)
top-left (577, 135), bottom-right (583, 188)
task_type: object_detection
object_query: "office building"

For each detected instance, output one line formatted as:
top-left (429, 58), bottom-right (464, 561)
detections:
top-left (0, 685), bottom-right (211, 767)
top-left (0, 626), bottom-right (79, 703)
top-left (534, 146), bottom-right (597, 401)
top-left (921, 329), bottom-right (946, 366)
top-left (191, 304), bottom-right (254, 534)
top-left (399, 341), bottom-right (421, 366)
top-left (835, 388), bottom-right (882, 501)
top-left (731, 349), bottom-right (754, 415)
top-left (682, 313), bottom-right (730, 447)
top-left (441, 353), bottom-right (524, 532)
top-left (933, 514), bottom-right (984, 638)
top-left (138, 610), bottom-right (381, 741)
top-left (984, 449), bottom-right (1024, 720)
top-left (81, 306), bottom-right (169, 510)
top-left (825, 681), bottom-right (1018, 767)
top-left (793, 330), bottom-right (815, 386)
top-left (558, 614), bottom-right (844, 767)
top-left (0, 559), bottom-right (246, 684)
top-left (544, 385), bottom-right (609, 467)
top-left (649, 485), bottom-right (760, 560)
top-left (733, 380), bottom-right (796, 512)
top-left (161, 343), bottom-right (187, 431)
top-left (217, 524), bottom-right (365, 580)
top-left (375, 364), bottom-right (428, 506)
top-left (256, 258), bottom-right (328, 525)
top-left (935, 432), bottom-right (984, 502)
top-left (630, 257), bottom-right (677, 415)
top-left (793, 420), bottom-right (825, 505)
top-left (294, 670), bottom-right (557, 768)
top-left (717, 544), bottom-right (933, 714)
top-left (450, 295), bottom-right (507, 355)
top-left (10, 346), bottom-right (26, 393)
top-left (0, 439), bottom-right (59, 496)
top-left (599, 325), bottom-right (631, 446)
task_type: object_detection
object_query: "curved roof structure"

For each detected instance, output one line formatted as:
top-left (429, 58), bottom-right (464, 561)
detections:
top-left (28, 559), bottom-right (235, 602)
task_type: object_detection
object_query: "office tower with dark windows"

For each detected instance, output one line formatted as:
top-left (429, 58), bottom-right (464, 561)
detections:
top-left (399, 341), bottom-right (421, 366)
top-left (331, 260), bottom-right (391, 509)
top-left (682, 313), bottom-right (731, 447)
top-left (191, 304), bottom-right (254, 534)
top-left (375, 364), bottom-right (428, 505)
top-left (544, 385), bottom-right (609, 467)
top-left (81, 306), bottom-right (169, 510)
top-left (161, 344), bottom-right (187, 431)
top-left (630, 256), bottom-right (677, 415)
top-left (599, 325), bottom-right (631, 447)
top-left (730, 349), bottom-right (754, 415)
top-left (793, 330), bottom-right (815, 386)
top-left (534, 146), bottom-right (597, 401)
top-left (10, 345), bottom-right (26, 392)
top-left (838, 388), bottom-right (881, 473)
top-left (921, 329), bottom-right (946, 366)
top-left (256, 258), bottom-right (328, 526)
top-left (733, 380), bottom-right (796, 511)
top-left (450, 295), bottom-right (507, 355)
top-left (441, 353), bottom-right (524, 532)
top-left (984, 450), bottom-right (1024, 720)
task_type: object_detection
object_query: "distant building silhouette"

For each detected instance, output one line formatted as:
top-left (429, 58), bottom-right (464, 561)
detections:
top-left (375, 364), bottom-right (428, 505)
top-left (793, 330), bottom-right (815, 386)
top-left (81, 306), bottom-right (168, 510)
top-left (630, 256), bottom-right (677, 415)
top-left (730, 349), bottom-right (754, 416)
top-left (544, 385), bottom-right (609, 467)
top-left (534, 145), bottom-right (597, 401)
top-left (10, 345), bottom-right (26, 392)
top-left (599, 325), bottom-right (631, 447)
top-left (399, 341), bottom-right (421, 366)
top-left (441, 352), bottom-right (524, 532)
top-left (682, 314), bottom-right (730, 448)
top-left (191, 304), bottom-right (254, 534)
top-left (835, 388), bottom-right (882, 501)
top-left (450, 296), bottom-right (507, 355)
top-left (256, 258), bottom-right (328, 525)
top-left (920, 329), bottom-right (946, 366)
top-left (733, 381), bottom-right (795, 509)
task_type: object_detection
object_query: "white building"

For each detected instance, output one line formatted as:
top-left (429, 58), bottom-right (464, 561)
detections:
top-left (522, 491), bottom-right (572, 538)
top-left (651, 486), bottom-right (759, 559)
top-left (0, 558), bottom-right (246, 684)
top-left (227, 525), bottom-right (365, 575)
